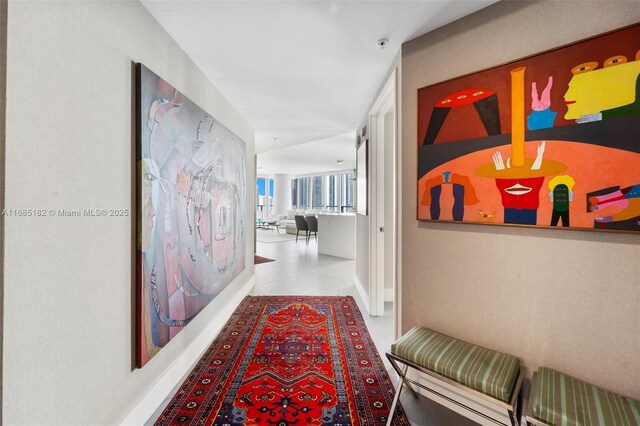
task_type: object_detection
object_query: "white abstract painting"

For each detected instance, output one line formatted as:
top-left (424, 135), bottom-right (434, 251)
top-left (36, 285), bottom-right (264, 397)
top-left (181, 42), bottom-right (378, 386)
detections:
top-left (136, 64), bottom-right (246, 367)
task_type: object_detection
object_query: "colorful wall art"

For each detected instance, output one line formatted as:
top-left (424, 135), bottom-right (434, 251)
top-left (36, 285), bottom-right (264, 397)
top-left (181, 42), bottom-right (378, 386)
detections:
top-left (417, 24), bottom-right (640, 232)
top-left (136, 64), bottom-right (247, 367)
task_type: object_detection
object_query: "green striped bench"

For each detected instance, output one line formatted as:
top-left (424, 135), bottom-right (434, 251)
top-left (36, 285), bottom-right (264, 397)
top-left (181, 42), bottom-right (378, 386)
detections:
top-left (386, 326), bottom-right (524, 426)
top-left (526, 367), bottom-right (640, 426)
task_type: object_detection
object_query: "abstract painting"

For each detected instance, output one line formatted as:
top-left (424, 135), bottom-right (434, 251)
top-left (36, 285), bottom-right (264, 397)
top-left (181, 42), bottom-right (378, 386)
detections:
top-left (136, 64), bottom-right (247, 367)
top-left (417, 24), bottom-right (640, 232)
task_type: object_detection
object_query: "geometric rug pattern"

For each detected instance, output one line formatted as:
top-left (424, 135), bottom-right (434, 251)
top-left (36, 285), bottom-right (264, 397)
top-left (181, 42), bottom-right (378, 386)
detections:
top-left (155, 296), bottom-right (409, 425)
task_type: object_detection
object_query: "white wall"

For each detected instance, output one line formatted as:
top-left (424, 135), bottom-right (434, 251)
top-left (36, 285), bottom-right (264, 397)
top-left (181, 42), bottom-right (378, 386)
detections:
top-left (402, 0), bottom-right (640, 398)
top-left (318, 214), bottom-right (356, 260)
top-left (355, 200), bottom-right (370, 300)
top-left (3, 1), bottom-right (255, 424)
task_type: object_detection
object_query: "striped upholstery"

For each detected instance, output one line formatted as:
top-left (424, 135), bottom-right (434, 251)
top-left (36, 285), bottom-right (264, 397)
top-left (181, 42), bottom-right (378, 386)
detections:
top-left (391, 326), bottom-right (520, 403)
top-left (529, 368), bottom-right (640, 426)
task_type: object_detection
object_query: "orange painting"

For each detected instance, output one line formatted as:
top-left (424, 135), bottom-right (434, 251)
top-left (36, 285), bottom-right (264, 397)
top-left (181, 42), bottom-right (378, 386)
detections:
top-left (417, 24), bottom-right (640, 232)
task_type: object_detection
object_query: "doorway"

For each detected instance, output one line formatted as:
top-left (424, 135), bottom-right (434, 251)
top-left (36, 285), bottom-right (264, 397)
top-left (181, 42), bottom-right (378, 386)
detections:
top-left (367, 70), bottom-right (398, 330)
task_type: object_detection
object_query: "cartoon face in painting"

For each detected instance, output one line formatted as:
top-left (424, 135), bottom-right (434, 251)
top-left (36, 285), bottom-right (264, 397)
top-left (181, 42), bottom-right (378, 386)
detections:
top-left (564, 55), bottom-right (640, 119)
top-left (494, 177), bottom-right (545, 209)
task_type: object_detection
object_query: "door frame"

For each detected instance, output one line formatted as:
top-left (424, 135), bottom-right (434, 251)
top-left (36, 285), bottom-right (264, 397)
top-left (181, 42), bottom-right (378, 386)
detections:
top-left (367, 70), bottom-right (397, 318)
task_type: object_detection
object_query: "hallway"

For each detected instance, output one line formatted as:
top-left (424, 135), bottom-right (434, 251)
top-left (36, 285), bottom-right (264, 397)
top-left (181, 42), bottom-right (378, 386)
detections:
top-left (145, 230), bottom-right (479, 425)
top-left (251, 230), bottom-right (477, 426)
top-left (253, 229), bottom-right (394, 363)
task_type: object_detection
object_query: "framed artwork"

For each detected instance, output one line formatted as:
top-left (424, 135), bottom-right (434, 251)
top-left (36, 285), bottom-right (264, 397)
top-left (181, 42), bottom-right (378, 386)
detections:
top-left (135, 64), bottom-right (247, 367)
top-left (357, 138), bottom-right (368, 216)
top-left (417, 24), bottom-right (640, 232)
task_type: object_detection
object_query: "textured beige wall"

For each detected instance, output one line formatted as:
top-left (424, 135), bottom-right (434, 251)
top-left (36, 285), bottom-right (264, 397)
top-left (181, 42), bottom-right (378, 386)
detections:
top-left (401, 1), bottom-right (640, 398)
top-left (4, 1), bottom-right (254, 424)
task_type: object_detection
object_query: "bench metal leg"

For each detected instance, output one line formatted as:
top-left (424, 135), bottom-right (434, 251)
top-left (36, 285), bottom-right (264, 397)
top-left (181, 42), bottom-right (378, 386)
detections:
top-left (402, 378), bottom-right (419, 397)
top-left (387, 355), bottom-right (419, 397)
top-left (386, 364), bottom-right (409, 426)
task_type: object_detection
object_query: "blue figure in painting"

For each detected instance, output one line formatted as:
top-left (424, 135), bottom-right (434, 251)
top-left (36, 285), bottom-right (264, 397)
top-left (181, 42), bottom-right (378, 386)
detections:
top-left (424, 172), bottom-right (479, 221)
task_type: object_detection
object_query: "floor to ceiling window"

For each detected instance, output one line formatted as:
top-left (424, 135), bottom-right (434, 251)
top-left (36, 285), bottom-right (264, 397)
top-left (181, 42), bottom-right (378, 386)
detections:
top-left (341, 172), bottom-right (354, 212)
top-left (312, 176), bottom-right (324, 209)
top-left (291, 178), bottom-right (298, 209)
top-left (299, 177), bottom-right (310, 209)
top-left (326, 174), bottom-right (338, 212)
top-left (256, 177), bottom-right (274, 218)
top-left (290, 172), bottom-right (355, 213)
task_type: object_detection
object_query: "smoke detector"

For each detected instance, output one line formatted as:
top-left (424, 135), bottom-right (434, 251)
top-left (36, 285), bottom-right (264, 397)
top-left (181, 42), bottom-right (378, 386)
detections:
top-left (377, 39), bottom-right (388, 49)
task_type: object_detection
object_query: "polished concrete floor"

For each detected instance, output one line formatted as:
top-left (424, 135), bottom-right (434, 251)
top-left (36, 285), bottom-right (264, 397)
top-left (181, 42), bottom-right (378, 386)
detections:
top-left (253, 229), bottom-right (478, 426)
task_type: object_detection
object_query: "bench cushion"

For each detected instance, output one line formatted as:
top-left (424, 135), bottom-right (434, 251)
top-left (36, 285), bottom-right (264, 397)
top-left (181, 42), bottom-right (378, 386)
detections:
top-left (530, 367), bottom-right (640, 426)
top-left (391, 326), bottom-right (520, 403)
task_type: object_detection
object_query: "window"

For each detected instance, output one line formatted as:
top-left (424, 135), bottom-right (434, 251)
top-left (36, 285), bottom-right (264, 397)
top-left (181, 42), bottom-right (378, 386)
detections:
top-left (256, 177), bottom-right (274, 217)
top-left (299, 177), bottom-right (310, 209)
top-left (341, 172), bottom-right (354, 212)
top-left (269, 180), bottom-right (274, 209)
top-left (326, 175), bottom-right (338, 212)
top-left (291, 179), bottom-right (298, 209)
top-left (256, 177), bottom-right (267, 217)
top-left (291, 173), bottom-right (353, 212)
top-left (312, 176), bottom-right (324, 209)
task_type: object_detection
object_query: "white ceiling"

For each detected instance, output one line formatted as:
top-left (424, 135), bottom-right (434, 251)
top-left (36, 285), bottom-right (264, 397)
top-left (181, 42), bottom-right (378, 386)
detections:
top-left (257, 131), bottom-right (357, 177)
top-left (141, 0), bottom-right (497, 176)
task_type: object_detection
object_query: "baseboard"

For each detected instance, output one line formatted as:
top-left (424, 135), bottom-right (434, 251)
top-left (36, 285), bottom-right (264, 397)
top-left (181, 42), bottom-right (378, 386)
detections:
top-left (384, 288), bottom-right (394, 302)
top-left (120, 275), bottom-right (255, 425)
top-left (354, 275), bottom-right (370, 315)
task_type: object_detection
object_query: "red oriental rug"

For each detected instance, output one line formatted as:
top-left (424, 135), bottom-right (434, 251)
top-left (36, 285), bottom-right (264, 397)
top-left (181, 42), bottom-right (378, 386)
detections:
top-left (155, 296), bottom-right (409, 425)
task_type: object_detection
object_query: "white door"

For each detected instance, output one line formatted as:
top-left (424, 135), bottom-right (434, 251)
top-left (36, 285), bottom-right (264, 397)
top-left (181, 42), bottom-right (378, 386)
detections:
top-left (368, 70), bottom-right (396, 317)
top-left (374, 112), bottom-right (386, 315)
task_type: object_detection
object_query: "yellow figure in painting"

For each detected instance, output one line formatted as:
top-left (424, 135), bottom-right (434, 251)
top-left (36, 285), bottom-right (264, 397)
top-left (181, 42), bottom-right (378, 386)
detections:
top-left (564, 52), bottom-right (640, 120)
top-left (548, 175), bottom-right (575, 227)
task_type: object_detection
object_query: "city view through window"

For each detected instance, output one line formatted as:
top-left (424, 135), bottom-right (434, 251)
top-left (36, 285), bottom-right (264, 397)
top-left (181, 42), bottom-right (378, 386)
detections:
top-left (256, 172), bottom-right (355, 218)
